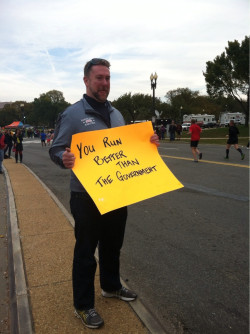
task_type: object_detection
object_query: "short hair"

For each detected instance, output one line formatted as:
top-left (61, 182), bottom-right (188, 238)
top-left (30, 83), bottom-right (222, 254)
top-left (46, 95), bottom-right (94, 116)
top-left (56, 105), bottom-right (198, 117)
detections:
top-left (191, 119), bottom-right (196, 124)
top-left (84, 58), bottom-right (110, 77)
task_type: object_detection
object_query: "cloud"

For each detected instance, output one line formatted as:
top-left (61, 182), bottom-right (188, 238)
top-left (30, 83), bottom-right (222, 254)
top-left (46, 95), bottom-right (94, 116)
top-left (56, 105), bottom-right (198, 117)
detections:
top-left (0, 0), bottom-right (248, 104)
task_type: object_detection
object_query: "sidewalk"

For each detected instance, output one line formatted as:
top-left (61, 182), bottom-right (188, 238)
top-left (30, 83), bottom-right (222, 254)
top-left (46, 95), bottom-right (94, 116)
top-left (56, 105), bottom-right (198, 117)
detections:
top-left (2, 158), bottom-right (158, 334)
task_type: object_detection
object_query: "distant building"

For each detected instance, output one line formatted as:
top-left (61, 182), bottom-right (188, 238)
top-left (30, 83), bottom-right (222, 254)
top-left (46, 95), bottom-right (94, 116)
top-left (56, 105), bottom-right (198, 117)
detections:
top-left (219, 112), bottom-right (245, 126)
top-left (0, 102), bottom-right (11, 109)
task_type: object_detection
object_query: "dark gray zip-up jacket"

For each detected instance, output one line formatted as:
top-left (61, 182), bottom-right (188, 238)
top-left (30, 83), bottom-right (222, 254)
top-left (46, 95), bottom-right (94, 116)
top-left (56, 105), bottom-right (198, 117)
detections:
top-left (49, 96), bottom-right (125, 192)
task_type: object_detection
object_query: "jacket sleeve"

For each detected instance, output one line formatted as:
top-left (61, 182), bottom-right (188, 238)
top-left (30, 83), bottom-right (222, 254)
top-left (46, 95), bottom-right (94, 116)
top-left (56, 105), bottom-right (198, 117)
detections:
top-left (49, 110), bottom-right (74, 168)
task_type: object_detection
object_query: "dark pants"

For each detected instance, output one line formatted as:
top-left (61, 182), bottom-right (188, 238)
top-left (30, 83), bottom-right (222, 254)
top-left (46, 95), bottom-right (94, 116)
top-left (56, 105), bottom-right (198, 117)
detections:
top-left (170, 132), bottom-right (175, 141)
top-left (70, 191), bottom-right (127, 310)
top-left (4, 144), bottom-right (12, 157)
top-left (15, 151), bottom-right (23, 162)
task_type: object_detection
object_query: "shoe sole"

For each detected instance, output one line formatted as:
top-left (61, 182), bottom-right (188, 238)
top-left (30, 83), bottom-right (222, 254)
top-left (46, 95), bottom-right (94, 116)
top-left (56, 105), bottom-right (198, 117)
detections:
top-left (74, 310), bottom-right (104, 329)
top-left (101, 290), bottom-right (136, 301)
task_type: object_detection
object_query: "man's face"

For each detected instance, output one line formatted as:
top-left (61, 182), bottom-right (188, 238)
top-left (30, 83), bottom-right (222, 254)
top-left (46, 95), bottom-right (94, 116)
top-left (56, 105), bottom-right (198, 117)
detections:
top-left (84, 65), bottom-right (110, 103)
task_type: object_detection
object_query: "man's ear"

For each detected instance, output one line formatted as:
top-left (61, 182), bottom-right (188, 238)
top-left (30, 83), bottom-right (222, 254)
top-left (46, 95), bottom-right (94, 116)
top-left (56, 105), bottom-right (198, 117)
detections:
top-left (83, 76), bottom-right (88, 86)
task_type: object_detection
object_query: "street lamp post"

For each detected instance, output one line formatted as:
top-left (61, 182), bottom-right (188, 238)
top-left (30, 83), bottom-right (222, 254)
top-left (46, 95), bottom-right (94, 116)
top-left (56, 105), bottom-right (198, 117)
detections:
top-left (20, 103), bottom-right (25, 124)
top-left (150, 72), bottom-right (158, 114)
top-left (179, 106), bottom-right (183, 123)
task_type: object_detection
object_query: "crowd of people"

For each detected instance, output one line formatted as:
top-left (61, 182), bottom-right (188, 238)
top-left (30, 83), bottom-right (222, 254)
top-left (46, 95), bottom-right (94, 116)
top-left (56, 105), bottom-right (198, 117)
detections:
top-left (0, 128), bottom-right (54, 169)
top-left (155, 121), bottom-right (183, 141)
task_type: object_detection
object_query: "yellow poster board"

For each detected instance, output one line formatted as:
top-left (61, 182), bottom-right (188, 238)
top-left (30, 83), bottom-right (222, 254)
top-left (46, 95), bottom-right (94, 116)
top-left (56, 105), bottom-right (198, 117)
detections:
top-left (71, 121), bottom-right (183, 214)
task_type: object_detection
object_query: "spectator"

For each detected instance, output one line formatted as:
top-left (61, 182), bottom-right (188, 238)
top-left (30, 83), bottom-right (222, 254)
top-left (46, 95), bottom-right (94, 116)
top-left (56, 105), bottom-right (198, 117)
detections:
top-left (4, 129), bottom-right (13, 158)
top-left (13, 129), bottom-right (23, 163)
top-left (176, 124), bottom-right (182, 141)
top-left (169, 120), bottom-right (177, 141)
top-left (0, 130), bottom-right (7, 174)
top-left (159, 125), bottom-right (166, 140)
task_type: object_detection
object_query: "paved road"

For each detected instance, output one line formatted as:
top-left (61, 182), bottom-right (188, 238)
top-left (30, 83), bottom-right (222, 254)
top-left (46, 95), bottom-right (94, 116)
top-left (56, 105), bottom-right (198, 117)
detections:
top-left (21, 139), bottom-right (249, 334)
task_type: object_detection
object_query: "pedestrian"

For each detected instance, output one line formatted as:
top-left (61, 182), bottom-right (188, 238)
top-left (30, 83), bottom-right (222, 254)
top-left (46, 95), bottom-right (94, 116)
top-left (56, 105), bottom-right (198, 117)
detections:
top-left (46, 132), bottom-right (52, 146)
top-left (189, 119), bottom-right (202, 162)
top-left (224, 120), bottom-right (245, 160)
top-left (49, 58), bottom-right (160, 329)
top-left (176, 124), bottom-right (182, 141)
top-left (13, 129), bottom-right (23, 163)
top-left (159, 124), bottom-right (166, 140)
top-left (4, 129), bottom-right (13, 158)
top-left (169, 120), bottom-right (177, 141)
top-left (0, 130), bottom-right (7, 174)
top-left (40, 130), bottom-right (47, 147)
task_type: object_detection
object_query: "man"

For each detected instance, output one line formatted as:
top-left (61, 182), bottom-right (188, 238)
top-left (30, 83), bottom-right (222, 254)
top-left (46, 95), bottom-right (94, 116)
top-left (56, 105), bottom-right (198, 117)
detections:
top-left (225, 120), bottom-right (245, 160)
top-left (189, 119), bottom-right (202, 162)
top-left (0, 130), bottom-right (7, 174)
top-left (49, 58), bottom-right (159, 329)
top-left (40, 130), bottom-right (47, 147)
top-left (159, 124), bottom-right (166, 140)
top-left (4, 129), bottom-right (13, 158)
top-left (176, 123), bottom-right (182, 141)
top-left (169, 120), bottom-right (176, 141)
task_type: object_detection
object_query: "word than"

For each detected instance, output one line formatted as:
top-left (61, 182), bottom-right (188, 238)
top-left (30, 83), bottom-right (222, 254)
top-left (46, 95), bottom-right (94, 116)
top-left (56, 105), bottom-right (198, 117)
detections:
top-left (95, 165), bottom-right (157, 187)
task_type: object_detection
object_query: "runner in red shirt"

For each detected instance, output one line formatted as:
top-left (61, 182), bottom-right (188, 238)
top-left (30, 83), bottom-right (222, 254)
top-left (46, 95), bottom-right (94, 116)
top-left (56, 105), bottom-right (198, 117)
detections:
top-left (189, 119), bottom-right (202, 162)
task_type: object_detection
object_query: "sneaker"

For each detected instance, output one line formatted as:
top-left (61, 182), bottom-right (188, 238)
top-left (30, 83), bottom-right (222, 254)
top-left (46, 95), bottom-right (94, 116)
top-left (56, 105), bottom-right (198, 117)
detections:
top-left (241, 153), bottom-right (245, 160)
top-left (102, 286), bottom-right (137, 301)
top-left (199, 153), bottom-right (202, 160)
top-left (224, 157), bottom-right (229, 160)
top-left (193, 160), bottom-right (198, 163)
top-left (74, 308), bottom-right (104, 329)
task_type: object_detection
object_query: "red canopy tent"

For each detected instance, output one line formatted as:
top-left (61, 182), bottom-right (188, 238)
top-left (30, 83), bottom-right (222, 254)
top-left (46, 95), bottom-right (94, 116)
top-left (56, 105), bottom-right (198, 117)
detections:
top-left (5, 121), bottom-right (24, 128)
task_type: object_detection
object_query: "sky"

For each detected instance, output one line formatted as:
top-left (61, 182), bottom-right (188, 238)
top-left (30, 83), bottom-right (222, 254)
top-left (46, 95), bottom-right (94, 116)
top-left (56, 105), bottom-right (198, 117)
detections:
top-left (0, 0), bottom-right (249, 105)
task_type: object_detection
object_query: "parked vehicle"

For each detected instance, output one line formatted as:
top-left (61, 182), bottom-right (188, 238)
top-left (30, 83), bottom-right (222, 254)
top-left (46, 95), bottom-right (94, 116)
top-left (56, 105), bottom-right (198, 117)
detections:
top-left (182, 122), bottom-right (191, 131)
top-left (183, 114), bottom-right (216, 127)
top-left (219, 112), bottom-right (245, 126)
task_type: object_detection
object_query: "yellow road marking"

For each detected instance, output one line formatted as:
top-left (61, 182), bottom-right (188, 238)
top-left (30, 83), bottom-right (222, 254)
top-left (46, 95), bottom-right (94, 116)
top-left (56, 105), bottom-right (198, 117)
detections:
top-left (161, 155), bottom-right (249, 169)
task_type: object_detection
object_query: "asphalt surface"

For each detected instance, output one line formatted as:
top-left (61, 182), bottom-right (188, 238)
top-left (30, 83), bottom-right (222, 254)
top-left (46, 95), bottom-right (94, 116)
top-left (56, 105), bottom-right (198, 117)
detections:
top-left (1, 137), bottom-right (249, 334)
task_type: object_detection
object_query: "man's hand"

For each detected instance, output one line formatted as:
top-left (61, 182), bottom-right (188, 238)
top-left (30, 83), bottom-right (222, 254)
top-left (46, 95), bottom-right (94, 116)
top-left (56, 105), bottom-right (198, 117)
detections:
top-left (150, 133), bottom-right (160, 147)
top-left (62, 147), bottom-right (75, 169)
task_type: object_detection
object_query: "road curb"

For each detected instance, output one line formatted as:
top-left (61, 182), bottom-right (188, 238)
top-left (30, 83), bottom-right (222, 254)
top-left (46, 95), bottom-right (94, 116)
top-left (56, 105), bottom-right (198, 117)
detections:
top-left (3, 165), bottom-right (33, 334)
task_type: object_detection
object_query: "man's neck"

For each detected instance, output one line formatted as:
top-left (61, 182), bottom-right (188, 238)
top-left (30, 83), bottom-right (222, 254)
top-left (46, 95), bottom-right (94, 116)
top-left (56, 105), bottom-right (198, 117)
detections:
top-left (84, 94), bottom-right (107, 106)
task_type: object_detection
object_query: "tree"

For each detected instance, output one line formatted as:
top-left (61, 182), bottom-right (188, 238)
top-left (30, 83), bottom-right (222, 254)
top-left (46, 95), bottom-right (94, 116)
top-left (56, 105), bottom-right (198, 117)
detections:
top-left (32, 90), bottom-right (70, 127)
top-left (203, 36), bottom-right (249, 125)
top-left (165, 88), bottom-right (200, 121)
top-left (0, 101), bottom-right (30, 126)
top-left (112, 93), bottom-right (161, 124)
